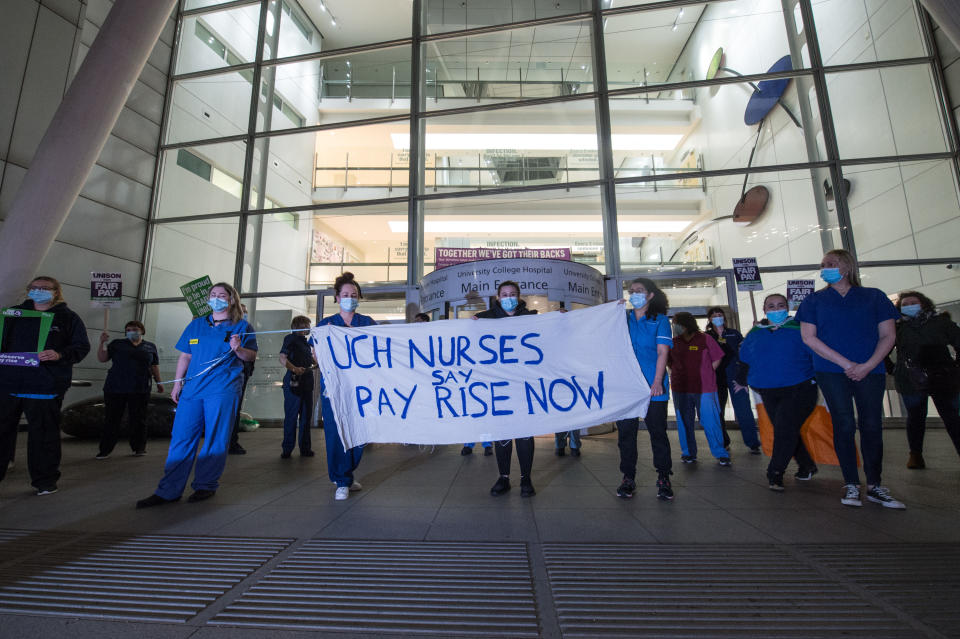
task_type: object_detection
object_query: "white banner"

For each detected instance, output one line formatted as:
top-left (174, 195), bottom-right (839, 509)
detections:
top-left (311, 302), bottom-right (651, 449)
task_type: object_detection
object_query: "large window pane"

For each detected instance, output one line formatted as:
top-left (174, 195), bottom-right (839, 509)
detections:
top-left (242, 211), bottom-right (315, 293)
top-left (423, 0), bottom-right (590, 36)
top-left (425, 20), bottom-right (593, 108)
top-left (813, 0), bottom-right (926, 66)
top-left (423, 186), bottom-right (605, 275)
top-left (422, 99), bottom-right (600, 193)
top-left (604, 1), bottom-right (796, 91)
top-left (176, 5), bottom-right (261, 75)
top-left (311, 121), bottom-right (412, 200)
top-left (257, 47), bottom-right (413, 132)
top-left (156, 142), bottom-right (247, 219)
top-left (845, 160), bottom-right (960, 262)
top-left (827, 65), bottom-right (949, 159)
top-left (267, 0), bottom-right (411, 55)
top-left (166, 72), bottom-right (253, 145)
top-left (146, 218), bottom-right (240, 298)
top-left (859, 265), bottom-right (960, 318)
top-left (309, 202), bottom-right (411, 285)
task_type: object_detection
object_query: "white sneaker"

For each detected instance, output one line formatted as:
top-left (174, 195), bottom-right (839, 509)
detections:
top-left (349, 481), bottom-right (362, 491)
top-left (866, 485), bottom-right (906, 510)
top-left (841, 483), bottom-right (862, 507)
top-left (334, 486), bottom-right (349, 500)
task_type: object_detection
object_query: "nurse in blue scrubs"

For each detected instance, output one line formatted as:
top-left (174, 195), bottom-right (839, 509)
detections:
top-left (136, 282), bottom-right (257, 508)
top-left (317, 272), bottom-right (375, 501)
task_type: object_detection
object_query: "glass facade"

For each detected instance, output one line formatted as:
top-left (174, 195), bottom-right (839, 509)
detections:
top-left (145, 0), bottom-right (960, 419)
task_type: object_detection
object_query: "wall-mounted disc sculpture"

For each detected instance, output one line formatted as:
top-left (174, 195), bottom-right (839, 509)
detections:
top-left (706, 47), bottom-right (724, 81)
top-left (744, 55), bottom-right (795, 126)
top-left (733, 185), bottom-right (769, 225)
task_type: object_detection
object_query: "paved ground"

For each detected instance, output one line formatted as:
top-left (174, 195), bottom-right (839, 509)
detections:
top-left (0, 427), bottom-right (958, 638)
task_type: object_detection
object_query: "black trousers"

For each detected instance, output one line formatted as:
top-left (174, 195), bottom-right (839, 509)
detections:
top-left (99, 392), bottom-right (150, 455)
top-left (230, 372), bottom-right (251, 448)
top-left (0, 395), bottom-right (64, 490)
top-left (757, 380), bottom-right (817, 479)
top-left (495, 437), bottom-right (534, 478)
top-left (616, 400), bottom-right (671, 479)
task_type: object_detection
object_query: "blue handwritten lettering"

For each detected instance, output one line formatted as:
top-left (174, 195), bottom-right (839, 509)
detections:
top-left (490, 381), bottom-right (513, 416)
top-left (327, 335), bottom-right (352, 369)
top-left (521, 333), bottom-right (543, 365)
top-left (356, 385), bottom-right (372, 416)
top-left (409, 338), bottom-right (435, 368)
top-left (499, 335), bottom-right (518, 364)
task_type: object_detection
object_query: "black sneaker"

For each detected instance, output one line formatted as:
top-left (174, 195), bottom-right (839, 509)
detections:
top-left (187, 489), bottom-right (216, 503)
top-left (36, 487), bottom-right (58, 496)
top-left (136, 494), bottom-right (179, 509)
top-left (656, 473), bottom-right (674, 501)
top-left (520, 476), bottom-right (536, 497)
top-left (768, 473), bottom-right (785, 492)
top-left (794, 466), bottom-right (818, 481)
top-left (616, 477), bottom-right (636, 498)
top-left (483, 446), bottom-right (493, 456)
top-left (866, 485), bottom-right (906, 509)
top-left (555, 447), bottom-right (565, 457)
top-left (750, 446), bottom-right (762, 455)
top-left (228, 444), bottom-right (246, 455)
top-left (490, 476), bottom-right (511, 496)
top-left (300, 450), bottom-right (315, 457)
top-left (280, 451), bottom-right (292, 459)
top-left (460, 446), bottom-right (473, 456)
top-left (681, 455), bottom-right (697, 464)
top-left (570, 447), bottom-right (581, 457)
top-left (94, 452), bottom-right (110, 460)
top-left (718, 457), bottom-right (732, 467)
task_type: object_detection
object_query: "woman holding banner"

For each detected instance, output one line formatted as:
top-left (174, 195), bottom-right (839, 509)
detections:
top-left (318, 272), bottom-right (375, 501)
top-left (614, 278), bottom-right (674, 501)
top-left (797, 249), bottom-right (904, 509)
top-left (0, 276), bottom-right (90, 495)
top-left (475, 280), bottom-right (539, 498)
top-left (737, 293), bottom-right (818, 491)
top-left (136, 282), bottom-right (257, 508)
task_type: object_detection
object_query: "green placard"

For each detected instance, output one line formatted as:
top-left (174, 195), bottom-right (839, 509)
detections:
top-left (0, 308), bottom-right (55, 352)
top-left (180, 276), bottom-right (213, 318)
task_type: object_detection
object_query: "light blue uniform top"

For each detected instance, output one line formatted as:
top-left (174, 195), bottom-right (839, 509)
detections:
top-left (175, 316), bottom-right (258, 399)
top-left (625, 311), bottom-right (673, 401)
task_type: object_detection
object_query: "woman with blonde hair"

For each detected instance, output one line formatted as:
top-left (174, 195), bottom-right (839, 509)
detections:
top-left (137, 282), bottom-right (257, 508)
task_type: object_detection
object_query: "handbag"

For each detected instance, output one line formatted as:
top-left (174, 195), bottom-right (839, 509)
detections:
top-left (903, 357), bottom-right (960, 394)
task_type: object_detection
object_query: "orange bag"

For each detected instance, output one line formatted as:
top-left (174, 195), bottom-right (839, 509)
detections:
top-left (755, 393), bottom-right (858, 467)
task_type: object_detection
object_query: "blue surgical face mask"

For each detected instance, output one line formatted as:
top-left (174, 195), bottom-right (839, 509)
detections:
top-left (339, 297), bottom-right (359, 312)
top-left (126, 330), bottom-right (142, 341)
top-left (710, 316), bottom-right (724, 327)
top-left (765, 309), bottom-right (789, 325)
top-left (208, 297), bottom-right (230, 312)
top-left (500, 296), bottom-right (519, 312)
top-left (820, 268), bottom-right (843, 284)
top-left (629, 293), bottom-right (649, 309)
top-left (28, 288), bottom-right (53, 304)
top-left (901, 304), bottom-right (922, 318)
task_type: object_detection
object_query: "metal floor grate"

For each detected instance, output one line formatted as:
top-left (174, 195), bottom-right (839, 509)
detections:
top-left (800, 544), bottom-right (960, 638)
top-left (211, 539), bottom-right (540, 636)
top-left (0, 533), bottom-right (291, 623)
top-left (543, 544), bottom-right (922, 638)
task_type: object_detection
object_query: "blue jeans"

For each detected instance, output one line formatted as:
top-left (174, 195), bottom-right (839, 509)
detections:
top-left (815, 372), bottom-right (885, 486)
top-left (554, 430), bottom-right (581, 449)
top-left (322, 395), bottom-right (364, 487)
top-left (282, 384), bottom-right (313, 454)
top-left (156, 392), bottom-right (238, 499)
top-left (673, 392), bottom-right (727, 459)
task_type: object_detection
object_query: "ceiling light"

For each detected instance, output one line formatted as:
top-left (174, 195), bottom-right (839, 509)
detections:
top-left (388, 220), bottom-right (692, 234)
top-left (390, 133), bottom-right (683, 151)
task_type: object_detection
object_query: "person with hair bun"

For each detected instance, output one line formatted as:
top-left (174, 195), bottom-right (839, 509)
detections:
top-left (136, 282), bottom-right (257, 508)
top-left (891, 290), bottom-right (960, 469)
top-left (317, 272), bottom-right (375, 501)
top-left (797, 249), bottom-right (904, 509)
top-left (614, 278), bottom-right (675, 500)
top-left (279, 315), bottom-right (318, 459)
top-left (737, 293), bottom-right (818, 491)
top-left (0, 276), bottom-right (90, 495)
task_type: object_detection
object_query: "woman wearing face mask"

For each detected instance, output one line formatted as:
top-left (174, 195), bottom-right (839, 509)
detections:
top-left (796, 249), bottom-right (904, 509)
top-left (317, 272), bottom-right (375, 501)
top-left (475, 280), bottom-right (539, 497)
top-left (614, 278), bottom-right (674, 500)
top-left (668, 312), bottom-right (730, 466)
top-left (891, 291), bottom-right (960, 469)
top-left (0, 276), bottom-right (90, 496)
top-left (136, 282), bottom-right (257, 508)
top-left (705, 307), bottom-right (760, 454)
top-left (95, 320), bottom-right (163, 459)
top-left (279, 315), bottom-right (318, 459)
top-left (737, 294), bottom-right (818, 491)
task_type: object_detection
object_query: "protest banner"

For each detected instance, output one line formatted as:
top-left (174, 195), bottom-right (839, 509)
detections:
top-left (180, 276), bottom-right (213, 318)
top-left (435, 247), bottom-right (572, 269)
top-left (786, 279), bottom-right (815, 311)
top-left (312, 302), bottom-right (650, 449)
top-left (91, 271), bottom-right (122, 331)
top-left (0, 308), bottom-right (54, 367)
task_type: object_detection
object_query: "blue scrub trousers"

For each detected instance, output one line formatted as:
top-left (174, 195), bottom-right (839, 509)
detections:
top-left (724, 364), bottom-right (760, 448)
top-left (673, 391), bottom-right (728, 459)
top-left (282, 384), bottom-right (313, 454)
top-left (322, 395), bottom-right (363, 487)
top-left (155, 392), bottom-right (239, 499)
top-left (554, 430), bottom-right (581, 450)
top-left (462, 441), bottom-right (492, 448)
